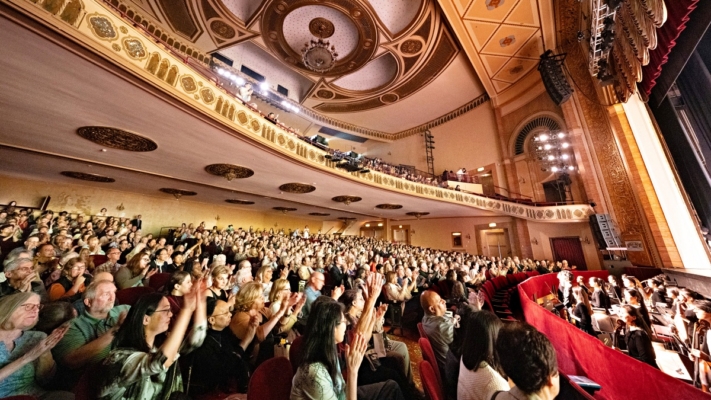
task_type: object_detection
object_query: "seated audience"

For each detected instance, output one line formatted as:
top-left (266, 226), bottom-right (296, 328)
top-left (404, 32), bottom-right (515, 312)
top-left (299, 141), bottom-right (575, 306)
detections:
top-left (48, 258), bottom-right (86, 302)
top-left (256, 265), bottom-right (274, 301)
top-left (164, 271), bottom-right (192, 315)
top-left (205, 265), bottom-right (232, 306)
top-left (624, 288), bottom-right (652, 328)
top-left (0, 292), bottom-right (72, 399)
top-left (96, 282), bottom-right (207, 399)
top-left (149, 248), bottom-right (170, 273)
top-left (94, 246), bottom-right (122, 274)
top-left (188, 300), bottom-right (257, 396)
top-left (291, 298), bottom-right (404, 400)
top-left (617, 304), bottom-right (659, 369)
top-left (114, 251), bottom-right (155, 289)
top-left (443, 305), bottom-right (477, 400)
top-left (421, 290), bottom-right (456, 375)
top-left (52, 280), bottom-right (128, 389)
top-left (268, 278), bottom-right (304, 336)
top-left (590, 277), bottom-right (611, 311)
top-left (1, 256), bottom-right (49, 303)
top-left (494, 322), bottom-right (560, 400)
top-left (692, 300), bottom-right (711, 391)
top-left (458, 310), bottom-right (509, 400)
top-left (34, 301), bottom-right (76, 335)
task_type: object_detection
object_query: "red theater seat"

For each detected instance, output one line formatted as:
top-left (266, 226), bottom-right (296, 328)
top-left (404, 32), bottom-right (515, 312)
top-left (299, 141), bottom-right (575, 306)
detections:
top-left (116, 286), bottom-right (155, 306)
top-left (247, 356), bottom-right (292, 400)
top-left (418, 337), bottom-right (443, 398)
top-left (419, 360), bottom-right (444, 400)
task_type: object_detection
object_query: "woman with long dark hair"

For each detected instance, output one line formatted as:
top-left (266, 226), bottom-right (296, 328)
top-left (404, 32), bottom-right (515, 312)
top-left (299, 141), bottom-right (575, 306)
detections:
top-left (624, 288), bottom-right (652, 328)
top-left (458, 310), bottom-right (509, 400)
top-left (571, 286), bottom-right (595, 335)
top-left (291, 298), bottom-right (404, 400)
top-left (96, 280), bottom-right (207, 399)
top-left (617, 305), bottom-right (658, 369)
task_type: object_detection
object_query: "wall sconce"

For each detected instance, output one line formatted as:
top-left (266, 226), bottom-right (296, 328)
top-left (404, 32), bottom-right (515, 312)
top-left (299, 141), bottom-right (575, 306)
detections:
top-left (466, 234), bottom-right (471, 239)
top-left (580, 236), bottom-right (591, 244)
top-left (116, 203), bottom-right (125, 211)
top-left (489, 223), bottom-right (497, 228)
top-left (531, 238), bottom-right (539, 245)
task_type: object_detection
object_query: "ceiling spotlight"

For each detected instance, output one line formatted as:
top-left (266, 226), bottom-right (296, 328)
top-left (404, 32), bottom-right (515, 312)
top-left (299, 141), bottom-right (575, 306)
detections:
top-left (561, 154), bottom-right (570, 160)
top-left (234, 76), bottom-right (245, 85)
top-left (547, 155), bottom-right (555, 161)
top-left (260, 81), bottom-right (269, 91)
top-left (562, 142), bottom-right (570, 149)
top-left (568, 166), bottom-right (575, 171)
top-left (489, 223), bottom-right (497, 228)
top-left (399, 225), bottom-right (403, 228)
top-left (544, 144), bottom-right (552, 150)
top-left (558, 132), bottom-right (565, 138)
top-left (551, 166), bottom-right (559, 172)
top-left (539, 134), bottom-right (549, 142)
top-left (537, 146), bottom-right (543, 150)
top-left (477, 167), bottom-right (485, 172)
top-left (365, 223), bottom-right (370, 227)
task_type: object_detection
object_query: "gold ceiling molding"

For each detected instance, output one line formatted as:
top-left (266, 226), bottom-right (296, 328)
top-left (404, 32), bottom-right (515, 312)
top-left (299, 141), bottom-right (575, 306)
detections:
top-left (10, 0), bottom-right (595, 223)
top-left (204, 163), bottom-right (255, 180)
top-left (332, 195), bottom-right (362, 205)
top-left (76, 126), bottom-right (158, 152)
top-left (375, 203), bottom-right (403, 210)
top-left (60, 171), bottom-right (115, 183)
top-left (279, 183), bottom-right (316, 193)
top-left (225, 199), bottom-right (255, 205)
top-left (309, 17), bottom-right (335, 38)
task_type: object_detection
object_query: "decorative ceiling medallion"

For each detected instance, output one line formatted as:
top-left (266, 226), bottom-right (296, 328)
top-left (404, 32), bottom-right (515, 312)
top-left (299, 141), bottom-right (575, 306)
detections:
top-left (159, 188), bottom-right (197, 199)
top-left (200, 87), bottom-right (215, 104)
top-left (338, 217), bottom-right (356, 221)
top-left (225, 199), bottom-right (255, 205)
top-left (499, 35), bottom-right (516, 48)
top-left (376, 204), bottom-right (403, 210)
top-left (210, 19), bottom-right (236, 39)
top-left (316, 89), bottom-right (335, 99)
top-left (60, 171), bottom-right (115, 183)
top-left (510, 65), bottom-right (524, 75)
top-left (87, 14), bottom-right (117, 41)
top-left (309, 18), bottom-right (335, 38)
top-left (406, 212), bottom-right (430, 219)
top-left (309, 212), bottom-right (331, 216)
top-left (76, 127), bottom-right (157, 152)
top-left (260, 0), bottom-right (378, 77)
top-left (279, 183), bottom-right (316, 193)
top-left (205, 164), bottom-right (255, 181)
top-left (401, 39), bottom-right (423, 56)
top-left (122, 37), bottom-right (147, 60)
top-left (332, 195), bottom-right (362, 205)
top-left (486, 0), bottom-right (505, 10)
top-left (273, 207), bottom-right (297, 213)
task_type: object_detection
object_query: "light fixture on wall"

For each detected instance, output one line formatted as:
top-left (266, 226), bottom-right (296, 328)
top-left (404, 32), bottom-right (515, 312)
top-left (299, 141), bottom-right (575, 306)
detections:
top-left (116, 203), bottom-right (125, 211)
top-left (531, 238), bottom-right (539, 245)
top-left (489, 223), bottom-right (497, 228)
top-left (377, 223), bottom-right (383, 227)
top-left (365, 223), bottom-right (371, 227)
top-left (466, 234), bottom-right (471, 239)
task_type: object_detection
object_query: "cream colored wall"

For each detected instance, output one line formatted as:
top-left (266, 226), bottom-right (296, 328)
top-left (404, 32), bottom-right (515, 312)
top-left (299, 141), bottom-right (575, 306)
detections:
top-left (397, 216), bottom-right (513, 254)
top-left (0, 175), bottom-right (321, 236)
top-left (527, 221), bottom-right (601, 270)
top-left (364, 133), bottom-right (428, 172)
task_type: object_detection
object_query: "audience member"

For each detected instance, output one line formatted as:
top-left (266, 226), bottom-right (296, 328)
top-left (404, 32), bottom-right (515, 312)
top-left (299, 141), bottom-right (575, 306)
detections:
top-left (1, 257), bottom-right (49, 303)
top-left (47, 258), bottom-right (86, 302)
top-left (494, 323), bottom-right (560, 400)
top-left (458, 310), bottom-right (509, 400)
top-left (421, 290), bottom-right (457, 375)
top-left (571, 286), bottom-right (594, 335)
top-left (114, 251), bottom-right (155, 289)
top-left (616, 305), bottom-right (658, 369)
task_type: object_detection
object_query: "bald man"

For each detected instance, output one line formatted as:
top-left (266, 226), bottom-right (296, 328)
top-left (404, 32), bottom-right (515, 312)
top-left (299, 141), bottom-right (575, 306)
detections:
top-left (420, 290), bottom-right (456, 375)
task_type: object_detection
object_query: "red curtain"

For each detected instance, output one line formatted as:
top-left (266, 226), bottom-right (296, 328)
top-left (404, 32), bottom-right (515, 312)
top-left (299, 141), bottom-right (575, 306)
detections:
top-left (551, 237), bottom-right (588, 270)
top-left (642, 0), bottom-right (701, 94)
top-left (519, 272), bottom-right (709, 400)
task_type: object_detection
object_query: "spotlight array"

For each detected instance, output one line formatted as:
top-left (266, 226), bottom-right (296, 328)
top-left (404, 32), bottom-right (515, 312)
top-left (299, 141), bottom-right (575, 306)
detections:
top-left (532, 131), bottom-right (577, 172)
top-left (214, 67), bottom-right (301, 115)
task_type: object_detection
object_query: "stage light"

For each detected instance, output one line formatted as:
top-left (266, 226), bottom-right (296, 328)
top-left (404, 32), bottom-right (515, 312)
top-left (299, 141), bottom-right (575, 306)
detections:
top-left (551, 166), bottom-right (559, 172)
top-left (561, 142), bottom-right (570, 149)
top-left (544, 144), bottom-right (552, 150)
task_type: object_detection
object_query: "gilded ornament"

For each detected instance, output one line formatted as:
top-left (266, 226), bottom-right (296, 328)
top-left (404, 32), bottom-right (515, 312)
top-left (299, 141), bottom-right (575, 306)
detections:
top-left (122, 37), bottom-right (147, 60)
top-left (112, 44), bottom-right (121, 51)
top-left (87, 14), bottom-right (117, 41)
top-left (60, 171), bottom-right (115, 183)
top-left (180, 75), bottom-right (198, 93)
top-left (200, 87), bottom-right (215, 104)
top-left (76, 126), bottom-right (157, 152)
top-left (309, 18), bottom-right (335, 38)
top-left (205, 164), bottom-right (255, 179)
top-left (120, 26), bottom-right (128, 34)
top-left (401, 39), bottom-right (423, 55)
top-left (210, 20), bottom-right (236, 39)
top-left (236, 111), bottom-right (248, 125)
top-left (279, 183), bottom-right (316, 194)
top-left (316, 89), bottom-right (335, 99)
top-left (499, 35), bottom-right (515, 47)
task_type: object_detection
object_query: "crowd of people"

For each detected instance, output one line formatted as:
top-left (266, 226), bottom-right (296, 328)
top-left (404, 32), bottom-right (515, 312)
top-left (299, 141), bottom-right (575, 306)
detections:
top-left (0, 203), bottom-right (707, 399)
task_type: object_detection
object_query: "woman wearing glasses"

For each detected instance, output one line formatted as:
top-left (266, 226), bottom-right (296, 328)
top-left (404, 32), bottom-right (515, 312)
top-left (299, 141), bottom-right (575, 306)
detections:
top-left (97, 279), bottom-right (207, 399)
top-left (115, 250), bottom-right (157, 290)
top-left (0, 292), bottom-right (71, 399)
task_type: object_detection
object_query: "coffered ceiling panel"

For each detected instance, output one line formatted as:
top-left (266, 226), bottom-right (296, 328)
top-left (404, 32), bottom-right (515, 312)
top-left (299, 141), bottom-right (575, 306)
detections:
top-left (480, 54), bottom-right (511, 76)
top-left (492, 57), bottom-right (538, 83)
top-left (463, 20), bottom-right (498, 50)
top-left (368, 0), bottom-right (423, 36)
top-left (479, 25), bottom-right (538, 57)
top-left (463, 0), bottom-right (518, 22)
top-left (332, 52), bottom-right (398, 91)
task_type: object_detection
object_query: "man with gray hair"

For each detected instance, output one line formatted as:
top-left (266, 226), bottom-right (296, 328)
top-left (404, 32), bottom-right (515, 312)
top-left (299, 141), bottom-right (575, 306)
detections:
top-left (52, 279), bottom-right (129, 389)
top-left (0, 257), bottom-right (48, 302)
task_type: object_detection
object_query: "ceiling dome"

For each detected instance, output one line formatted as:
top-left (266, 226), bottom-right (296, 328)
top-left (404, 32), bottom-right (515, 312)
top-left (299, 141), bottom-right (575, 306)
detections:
top-left (283, 5), bottom-right (359, 59)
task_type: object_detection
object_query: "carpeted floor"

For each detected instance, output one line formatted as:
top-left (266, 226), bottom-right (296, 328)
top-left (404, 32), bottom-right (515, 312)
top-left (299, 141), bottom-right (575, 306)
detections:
top-left (387, 327), bottom-right (423, 390)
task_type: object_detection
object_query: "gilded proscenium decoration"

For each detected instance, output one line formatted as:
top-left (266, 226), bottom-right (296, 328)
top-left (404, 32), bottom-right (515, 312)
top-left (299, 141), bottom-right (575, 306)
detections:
top-left (87, 13), bottom-right (117, 41)
top-left (60, 171), bottom-right (115, 183)
top-left (22, 0), bottom-right (594, 223)
top-left (122, 37), bottom-right (147, 60)
top-left (332, 195), bottom-right (362, 205)
top-left (376, 204), bottom-right (403, 210)
top-left (279, 183), bottom-right (316, 193)
top-left (205, 164), bottom-right (255, 180)
top-left (225, 199), bottom-right (255, 205)
top-left (76, 126), bottom-right (157, 152)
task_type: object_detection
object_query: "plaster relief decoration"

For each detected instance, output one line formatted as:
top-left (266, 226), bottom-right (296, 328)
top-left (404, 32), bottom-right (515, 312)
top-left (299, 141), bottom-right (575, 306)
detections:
top-left (279, 183), bottom-right (316, 193)
top-left (122, 37), bottom-right (147, 60)
top-left (54, 192), bottom-right (92, 216)
top-left (76, 126), bottom-right (158, 152)
top-left (87, 13), bottom-right (118, 41)
top-left (60, 171), bottom-right (116, 183)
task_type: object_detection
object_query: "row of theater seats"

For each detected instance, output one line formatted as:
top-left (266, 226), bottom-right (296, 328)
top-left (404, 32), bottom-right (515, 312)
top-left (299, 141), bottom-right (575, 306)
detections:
top-left (481, 272), bottom-right (542, 321)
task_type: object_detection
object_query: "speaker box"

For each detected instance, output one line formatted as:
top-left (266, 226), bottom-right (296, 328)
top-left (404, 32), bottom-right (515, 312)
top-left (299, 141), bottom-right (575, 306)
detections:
top-left (589, 214), bottom-right (621, 249)
top-left (539, 50), bottom-right (573, 106)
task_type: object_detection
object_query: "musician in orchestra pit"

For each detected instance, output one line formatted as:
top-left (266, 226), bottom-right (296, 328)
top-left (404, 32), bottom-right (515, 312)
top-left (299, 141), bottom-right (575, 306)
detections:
top-left (691, 300), bottom-right (711, 392)
top-left (615, 305), bottom-right (659, 369)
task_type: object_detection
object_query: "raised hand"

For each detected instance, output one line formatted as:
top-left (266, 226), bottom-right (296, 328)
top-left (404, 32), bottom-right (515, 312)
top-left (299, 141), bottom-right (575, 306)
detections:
top-left (23, 325), bottom-right (69, 362)
top-left (345, 332), bottom-right (368, 374)
top-left (331, 284), bottom-right (345, 300)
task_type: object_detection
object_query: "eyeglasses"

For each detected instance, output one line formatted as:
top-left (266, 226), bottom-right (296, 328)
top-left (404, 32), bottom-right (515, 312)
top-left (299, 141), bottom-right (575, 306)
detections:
top-left (153, 308), bottom-right (172, 315)
top-left (212, 310), bottom-right (233, 318)
top-left (20, 303), bottom-right (43, 312)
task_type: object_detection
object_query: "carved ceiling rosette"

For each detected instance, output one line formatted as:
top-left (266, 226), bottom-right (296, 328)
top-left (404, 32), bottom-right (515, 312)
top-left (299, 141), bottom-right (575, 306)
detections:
top-left (159, 188), bottom-right (197, 199)
top-left (331, 195), bottom-right (362, 205)
top-left (60, 171), bottom-right (115, 183)
top-left (375, 204), bottom-right (403, 210)
top-left (279, 183), bottom-right (316, 193)
top-left (225, 199), bottom-right (255, 205)
top-left (309, 212), bottom-right (331, 216)
top-left (205, 164), bottom-right (255, 181)
top-left (76, 127), bottom-right (157, 152)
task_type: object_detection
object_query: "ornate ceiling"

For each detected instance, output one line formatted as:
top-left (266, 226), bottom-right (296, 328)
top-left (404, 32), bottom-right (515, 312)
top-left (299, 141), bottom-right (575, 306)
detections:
top-left (109, 0), bottom-right (488, 137)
